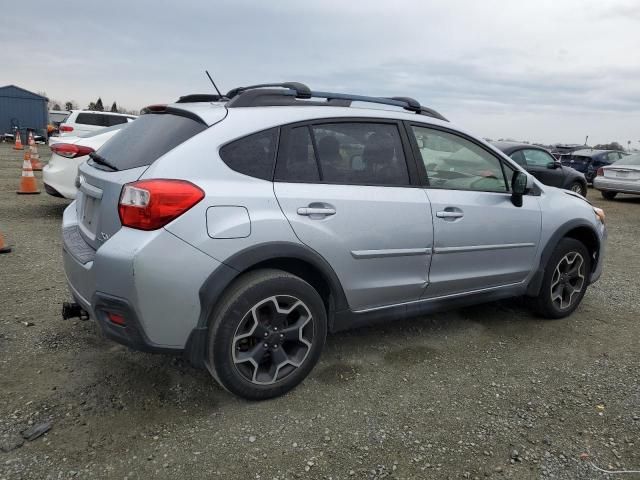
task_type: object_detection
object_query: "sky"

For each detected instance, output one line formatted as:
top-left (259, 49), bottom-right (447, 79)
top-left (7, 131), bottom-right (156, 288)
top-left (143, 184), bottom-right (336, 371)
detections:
top-left (2, 0), bottom-right (639, 147)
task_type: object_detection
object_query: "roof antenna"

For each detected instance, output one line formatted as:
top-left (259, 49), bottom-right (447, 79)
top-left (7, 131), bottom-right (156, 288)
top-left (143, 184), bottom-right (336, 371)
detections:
top-left (205, 70), bottom-right (223, 97)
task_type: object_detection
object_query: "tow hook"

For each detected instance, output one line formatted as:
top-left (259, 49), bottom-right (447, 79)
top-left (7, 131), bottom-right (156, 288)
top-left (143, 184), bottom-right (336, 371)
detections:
top-left (62, 302), bottom-right (89, 321)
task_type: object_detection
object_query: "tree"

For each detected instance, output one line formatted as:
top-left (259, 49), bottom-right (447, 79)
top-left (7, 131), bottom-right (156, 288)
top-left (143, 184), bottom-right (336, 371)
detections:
top-left (594, 142), bottom-right (624, 151)
top-left (110, 101), bottom-right (118, 113)
top-left (65, 101), bottom-right (73, 111)
top-left (88, 102), bottom-right (97, 111)
top-left (95, 97), bottom-right (104, 111)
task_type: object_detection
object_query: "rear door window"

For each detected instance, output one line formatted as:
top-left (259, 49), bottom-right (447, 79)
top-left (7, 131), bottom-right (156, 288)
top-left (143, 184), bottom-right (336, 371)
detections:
top-left (310, 123), bottom-right (410, 186)
top-left (95, 112), bottom-right (206, 170)
top-left (75, 113), bottom-right (105, 126)
top-left (275, 126), bottom-right (320, 183)
top-left (219, 128), bottom-right (278, 180)
top-left (275, 122), bottom-right (410, 186)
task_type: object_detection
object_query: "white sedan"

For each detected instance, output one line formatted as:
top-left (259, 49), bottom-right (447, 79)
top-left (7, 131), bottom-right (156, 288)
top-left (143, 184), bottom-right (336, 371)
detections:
top-left (43, 124), bottom-right (127, 199)
top-left (593, 153), bottom-right (640, 200)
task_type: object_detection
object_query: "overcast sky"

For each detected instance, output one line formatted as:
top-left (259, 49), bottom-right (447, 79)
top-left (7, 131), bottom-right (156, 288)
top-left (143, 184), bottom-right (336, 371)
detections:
top-left (2, 0), bottom-right (639, 146)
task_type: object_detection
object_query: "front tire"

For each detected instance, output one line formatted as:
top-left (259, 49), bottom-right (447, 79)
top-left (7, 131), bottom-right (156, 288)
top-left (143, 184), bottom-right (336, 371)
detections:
top-left (601, 191), bottom-right (617, 200)
top-left (532, 238), bottom-right (591, 319)
top-left (568, 181), bottom-right (587, 197)
top-left (207, 269), bottom-right (327, 400)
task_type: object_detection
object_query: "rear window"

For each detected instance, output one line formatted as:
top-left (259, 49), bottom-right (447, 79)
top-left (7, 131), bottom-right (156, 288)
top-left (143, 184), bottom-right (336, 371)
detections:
top-left (104, 115), bottom-right (129, 127)
top-left (96, 113), bottom-right (206, 170)
top-left (76, 113), bottom-right (105, 126)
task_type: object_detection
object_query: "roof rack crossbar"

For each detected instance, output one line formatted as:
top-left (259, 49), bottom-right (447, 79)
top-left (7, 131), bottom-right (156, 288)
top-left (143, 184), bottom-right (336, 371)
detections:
top-left (309, 91), bottom-right (448, 121)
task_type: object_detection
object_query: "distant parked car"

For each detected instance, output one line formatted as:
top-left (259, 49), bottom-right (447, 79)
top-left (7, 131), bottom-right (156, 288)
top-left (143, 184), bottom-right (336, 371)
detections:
top-left (593, 153), bottom-right (640, 200)
top-left (43, 124), bottom-right (127, 199)
top-left (57, 110), bottom-right (136, 138)
top-left (561, 149), bottom-right (627, 183)
top-left (48, 110), bottom-right (71, 136)
top-left (492, 142), bottom-right (588, 196)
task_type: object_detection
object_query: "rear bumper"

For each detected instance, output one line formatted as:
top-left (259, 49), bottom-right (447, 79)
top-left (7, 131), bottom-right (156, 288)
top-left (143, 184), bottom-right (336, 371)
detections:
top-left (593, 177), bottom-right (640, 195)
top-left (62, 201), bottom-right (224, 352)
top-left (42, 155), bottom-right (82, 199)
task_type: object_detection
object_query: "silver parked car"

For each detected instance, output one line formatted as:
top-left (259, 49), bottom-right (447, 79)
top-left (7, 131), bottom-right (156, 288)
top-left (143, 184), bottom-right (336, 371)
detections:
top-left (62, 83), bottom-right (607, 400)
top-left (593, 153), bottom-right (640, 199)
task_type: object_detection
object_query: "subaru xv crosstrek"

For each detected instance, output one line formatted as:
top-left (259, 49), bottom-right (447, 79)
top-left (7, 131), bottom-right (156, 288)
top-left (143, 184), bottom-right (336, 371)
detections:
top-left (62, 83), bottom-right (607, 400)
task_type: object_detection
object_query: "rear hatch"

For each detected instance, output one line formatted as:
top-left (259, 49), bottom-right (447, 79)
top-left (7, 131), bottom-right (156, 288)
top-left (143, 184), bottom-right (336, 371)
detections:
top-left (75, 108), bottom-right (215, 250)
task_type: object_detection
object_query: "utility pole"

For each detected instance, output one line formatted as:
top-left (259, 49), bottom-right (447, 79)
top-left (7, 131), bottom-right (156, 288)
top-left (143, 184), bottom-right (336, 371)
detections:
top-left (584, 135), bottom-right (589, 146)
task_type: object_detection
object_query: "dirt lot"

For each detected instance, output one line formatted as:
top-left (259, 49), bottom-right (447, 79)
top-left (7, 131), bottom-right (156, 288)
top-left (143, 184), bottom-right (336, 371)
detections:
top-left (0, 142), bottom-right (638, 480)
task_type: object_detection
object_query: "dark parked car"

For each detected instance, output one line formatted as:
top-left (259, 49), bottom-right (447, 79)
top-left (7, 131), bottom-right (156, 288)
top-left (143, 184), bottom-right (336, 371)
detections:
top-left (560, 149), bottom-right (627, 183)
top-left (492, 142), bottom-right (588, 196)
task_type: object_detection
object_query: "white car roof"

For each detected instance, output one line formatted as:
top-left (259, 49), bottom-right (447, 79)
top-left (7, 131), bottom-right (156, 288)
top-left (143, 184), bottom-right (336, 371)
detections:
top-left (69, 109), bottom-right (137, 118)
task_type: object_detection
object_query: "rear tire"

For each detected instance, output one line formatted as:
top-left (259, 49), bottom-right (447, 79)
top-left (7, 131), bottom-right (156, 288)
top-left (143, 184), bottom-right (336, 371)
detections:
top-left (531, 238), bottom-right (591, 319)
top-left (207, 269), bottom-right (327, 400)
top-left (601, 191), bottom-right (617, 200)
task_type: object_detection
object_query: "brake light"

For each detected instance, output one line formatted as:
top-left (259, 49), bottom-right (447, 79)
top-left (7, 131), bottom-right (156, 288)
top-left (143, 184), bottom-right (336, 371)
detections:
top-left (59, 125), bottom-right (74, 132)
top-left (50, 143), bottom-right (95, 158)
top-left (118, 180), bottom-right (204, 230)
top-left (596, 167), bottom-right (604, 177)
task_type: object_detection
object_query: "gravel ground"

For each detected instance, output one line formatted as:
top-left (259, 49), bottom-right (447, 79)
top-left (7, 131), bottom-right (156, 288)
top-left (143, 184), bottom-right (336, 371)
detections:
top-left (0, 142), bottom-right (639, 480)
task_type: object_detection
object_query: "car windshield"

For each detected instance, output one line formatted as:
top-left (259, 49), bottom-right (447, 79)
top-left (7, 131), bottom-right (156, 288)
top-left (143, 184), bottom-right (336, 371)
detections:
top-left (613, 153), bottom-right (640, 166)
top-left (79, 123), bottom-right (128, 138)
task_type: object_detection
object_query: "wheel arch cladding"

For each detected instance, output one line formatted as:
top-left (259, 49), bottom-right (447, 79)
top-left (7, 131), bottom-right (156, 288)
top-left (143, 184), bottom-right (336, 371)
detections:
top-left (186, 242), bottom-right (349, 365)
top-left (526, 220), bottom-right (600, 296)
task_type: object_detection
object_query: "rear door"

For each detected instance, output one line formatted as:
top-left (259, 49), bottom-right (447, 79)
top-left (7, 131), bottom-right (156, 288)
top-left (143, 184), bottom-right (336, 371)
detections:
top-left (274, 119), bottom-right (433, 311)
top-left (407, 124), bottom-right (541, 297)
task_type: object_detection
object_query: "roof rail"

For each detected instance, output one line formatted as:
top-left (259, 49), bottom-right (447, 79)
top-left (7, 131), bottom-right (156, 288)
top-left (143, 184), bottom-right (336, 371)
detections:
top-left (226, 82), bottom-right (312, 100)
top-left (224, 83), bottom-right (448, 122)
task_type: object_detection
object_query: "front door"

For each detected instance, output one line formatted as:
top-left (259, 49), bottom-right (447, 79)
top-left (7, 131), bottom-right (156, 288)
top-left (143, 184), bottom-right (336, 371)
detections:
top-left (274, 120), bottom-right (433, 311)
top-left (521, 148), bottom-right (564, 188)
top-left (407, 124), bottom-right (542, 297)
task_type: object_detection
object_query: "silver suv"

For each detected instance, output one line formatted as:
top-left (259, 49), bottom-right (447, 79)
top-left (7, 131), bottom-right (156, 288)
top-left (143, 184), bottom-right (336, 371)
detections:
top-left (62, 83), bottom-right (607, 400)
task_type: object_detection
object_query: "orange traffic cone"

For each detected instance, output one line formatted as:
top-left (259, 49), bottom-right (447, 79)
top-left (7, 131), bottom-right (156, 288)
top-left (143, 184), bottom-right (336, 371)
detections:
top-left (13, 131), bottom-right (23, 150)
top-left (0, 231), bottom-right (11, 254)
top-left (17, 158), bottom-right (40, 195)
top-left (28, 133), bottom-right (43, 171)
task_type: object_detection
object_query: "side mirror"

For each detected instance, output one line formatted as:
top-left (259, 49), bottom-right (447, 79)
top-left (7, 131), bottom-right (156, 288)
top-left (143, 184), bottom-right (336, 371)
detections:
top-left (511, 171), bottom-right (528, 207)
top-left (546, 161), bottom-right (561, 169)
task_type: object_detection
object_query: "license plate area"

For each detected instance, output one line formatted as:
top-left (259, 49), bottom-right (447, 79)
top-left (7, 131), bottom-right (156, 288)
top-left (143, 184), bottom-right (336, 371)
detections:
top-left (81, 196), bottom-right (99, 236)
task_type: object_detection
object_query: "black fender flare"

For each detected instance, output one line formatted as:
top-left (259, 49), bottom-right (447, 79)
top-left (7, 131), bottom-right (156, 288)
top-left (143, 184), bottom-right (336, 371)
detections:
top-left (526, 219), bottom-right (600, 296)
top-left (184, 242), bottom-right (349, 366)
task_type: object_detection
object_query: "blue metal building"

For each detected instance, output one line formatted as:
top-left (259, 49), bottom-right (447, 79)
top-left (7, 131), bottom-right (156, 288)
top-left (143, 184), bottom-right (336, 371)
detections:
top-left (0, 85), bottom-right (48, 143)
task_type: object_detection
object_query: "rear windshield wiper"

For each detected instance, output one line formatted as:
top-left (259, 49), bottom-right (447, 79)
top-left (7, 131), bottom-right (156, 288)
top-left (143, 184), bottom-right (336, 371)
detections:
top-left (89, 152), bottom-right (118, 171)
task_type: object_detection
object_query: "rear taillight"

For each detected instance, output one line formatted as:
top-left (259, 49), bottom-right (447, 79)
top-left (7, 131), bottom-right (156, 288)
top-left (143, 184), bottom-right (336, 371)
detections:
top-left (50, 143), bottom-right (95, 158)
top-left (118, 179), bottom-right (204, 231)
top-left (59, 125), bottom-right (74, 132)
top-left (596, 167), bottom-right (604, 176)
